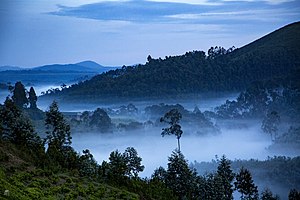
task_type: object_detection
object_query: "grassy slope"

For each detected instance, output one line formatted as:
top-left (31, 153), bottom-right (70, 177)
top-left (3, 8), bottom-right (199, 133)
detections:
top-left (0, 141), bottom-right (139, 200)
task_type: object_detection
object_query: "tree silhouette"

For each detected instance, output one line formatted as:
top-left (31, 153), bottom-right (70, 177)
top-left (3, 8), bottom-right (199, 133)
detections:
top-left (160, 109), bottom-right (183, 151)
top-left (45, 101), bottom-right (71, 148)
top-left (235, 167), bottom-right (259, 200)
top-left (261, 111), bottom-right (280, 141)
top-left (216, 155), bottom-right (235, 200)
top-left (12, 81), bottom-right (28, 108)
top-left (28, 87), bottom-right (37, 109)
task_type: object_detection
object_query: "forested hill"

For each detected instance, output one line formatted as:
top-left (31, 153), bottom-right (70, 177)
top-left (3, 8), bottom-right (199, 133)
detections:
top-left (45, 21), bottom-right (300, 101)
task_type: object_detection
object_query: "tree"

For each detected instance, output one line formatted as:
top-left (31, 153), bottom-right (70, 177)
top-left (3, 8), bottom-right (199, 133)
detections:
top-left (45, 101), bottom-right (72, 149)
top-left (28, 87), bottom-right (37, 109)
top-left (160, 109), bottom-right (183, 151)
top-left (0, 98), bottom-right (42, 147)
top-left (89, 108), bottom-right (112, 132)
top-left (165, 150), bottom-right (197, 199)
top-left (260, 188), bottom-right (279, 200)
top-left (235, 167), bottom-right (259, 200)
top-left (288, 189), bottom-right (300, 200)
top-left (152, 166), bottom-right (167, 182)
top-left (107, 150), bottom-right (127, 184)
top-left (261, 111), bottom-right (280, 141)
top-left (79, 149), bottom-right (98, 177)
top-left (216, 155), bottom-right (235, 200)
top-left (123, 147), bottom-right (144, 178)
top-left (12, 81), bottom-right (28, 108)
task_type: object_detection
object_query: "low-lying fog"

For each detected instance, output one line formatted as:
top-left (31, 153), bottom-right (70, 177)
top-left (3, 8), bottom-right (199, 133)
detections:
top-left (72, 122), bottom-right (285, 178)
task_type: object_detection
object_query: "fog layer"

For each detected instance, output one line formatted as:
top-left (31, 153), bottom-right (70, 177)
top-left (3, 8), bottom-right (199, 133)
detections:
top-left (72, 122), bottom-right (278, 177)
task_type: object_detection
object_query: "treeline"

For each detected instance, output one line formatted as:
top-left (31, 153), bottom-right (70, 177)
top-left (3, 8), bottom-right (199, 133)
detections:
top-left (192, 156), bottom-right (300, 199)
top-left (43, 22), bottom-right (300, 100)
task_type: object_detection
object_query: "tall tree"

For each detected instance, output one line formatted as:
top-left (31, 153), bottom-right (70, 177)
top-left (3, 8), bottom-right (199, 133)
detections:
top-left (28, 87), bottom-right (37, 109)
top-left (45, 101), bottom-right (74, 169)
top-left (261, 111), bottom-right (280, 141)
top-left (165, 150), bottom-right (197, 199)
top-left (107, 150), bottom-right (127, 184)
top-left (216, 155), bottom-right (235, 200)
top-left (235, 167), bottom-right (259, 200)
top-left (160, 109), bottom-right (183, 151)
top-left (123, 147), bottom-right (144, 178)
top-left (45, 101), bottom-right (71, 148)
top-left (12, 81), bottom-right (28, 108)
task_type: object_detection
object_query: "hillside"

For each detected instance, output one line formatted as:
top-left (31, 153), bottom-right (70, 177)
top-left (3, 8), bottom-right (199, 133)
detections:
top-left (43, 22), bottom-right (300, 101)
top-left (0, 141), bottom-right (139, 199)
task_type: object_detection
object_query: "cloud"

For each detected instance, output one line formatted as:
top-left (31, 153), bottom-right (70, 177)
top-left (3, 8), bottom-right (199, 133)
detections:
top-left (49, 0), bottom-right (299, 25)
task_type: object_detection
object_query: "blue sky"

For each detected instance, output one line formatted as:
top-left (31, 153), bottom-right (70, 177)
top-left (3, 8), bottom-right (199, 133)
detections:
top-left (0, 0), bottom-right (299, 67)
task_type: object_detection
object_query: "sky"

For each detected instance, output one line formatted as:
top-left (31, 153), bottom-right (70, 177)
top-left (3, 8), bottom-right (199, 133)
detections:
top-left (0, 0), bottom-right (299, 68)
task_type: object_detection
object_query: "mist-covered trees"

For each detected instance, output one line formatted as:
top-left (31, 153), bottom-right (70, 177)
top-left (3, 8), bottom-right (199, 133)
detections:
top-left (28, 87), bottom-right (37, 109)
top-left (165, 150), bottom-right (197, 199)
top-left (45, 101), bottom-right (72, 148)
top-left (160, 109), bottom-right (183, 151)
top-left (45, 101), bottom-right (75, 169)
top-left (261, 111), bottom-right (280, 141)
top-left (12, 81), bottom-right (28, 108)
top-left (0, 98), bottom-right (42, 148)
top-left (89, 108), bottom-right (113, 132)
top-left (216, 155), bottom-right (235, 200)
top-left (235, 167), bottom-right (259, 200)
top-left (99, 147), bottom-right (144, 185)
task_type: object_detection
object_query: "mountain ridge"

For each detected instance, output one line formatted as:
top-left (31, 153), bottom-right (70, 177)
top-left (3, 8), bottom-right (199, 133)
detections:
top-left (41, 21), bottom-right (300, 101)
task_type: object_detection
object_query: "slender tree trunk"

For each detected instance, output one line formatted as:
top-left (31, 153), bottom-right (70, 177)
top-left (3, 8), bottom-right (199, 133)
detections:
top-left (177, 138), bottom-right (181, 152)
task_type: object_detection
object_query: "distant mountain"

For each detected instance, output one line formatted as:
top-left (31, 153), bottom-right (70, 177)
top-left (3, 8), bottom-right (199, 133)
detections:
top-left (76, 61), bottom-right (104, 70)
top-left (32, 61), bottom-right (118, 73)
top-left (0, 61), bottom-right (119, 86)
top-left (32, 64), bottom-right (96, 72)
top-left (0, 66), bottom-right (22, 71)
top-left (43, 21), bottom-right (300, 101)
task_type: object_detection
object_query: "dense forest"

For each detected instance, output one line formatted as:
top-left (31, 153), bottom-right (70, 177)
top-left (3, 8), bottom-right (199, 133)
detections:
top-left (42, 22), bottom-right (300, 101)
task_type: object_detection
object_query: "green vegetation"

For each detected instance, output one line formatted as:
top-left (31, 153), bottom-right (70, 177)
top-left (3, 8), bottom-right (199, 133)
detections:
top-left (1, 99), bottom-right (299, 199)
top-left (160, 109), bottom-right (183, 151)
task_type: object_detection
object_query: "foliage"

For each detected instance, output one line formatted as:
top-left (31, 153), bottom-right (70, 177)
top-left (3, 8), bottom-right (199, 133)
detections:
top-left (288, 189), bottom-right (300, 200)
top-left (261, 111), bottom-right (280, 141)
top-left (160, 109), bottom-right (183, 151)
top-left (28, 87), bottom-right (37, 109)
top-left (89, 108), bottom-right (113, 132)
top-left (260, 188), bottom-right (280, 200)
top-left (0, 98), bottom-right (43, 149)
top-left (78, 149), bottom-right (98, 177)
top-left (164, 150), bottom-right (197, 199)
top-left (45, 101), bottom-right (72, 148)
top-left (216, 155), bottom-right (235, 200)
top-left (234, 167), bottom-right (259, 200)
top-left (214, 69), bottom-right (300, 121)
top-left (123, 147), bottom-right (145, 178)
top-left (12, 81), bottom-right (28, 108)
top-left (45, 101), bottom-right (74, 170)
top-left (101, 147), bottom-right (144, 185)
